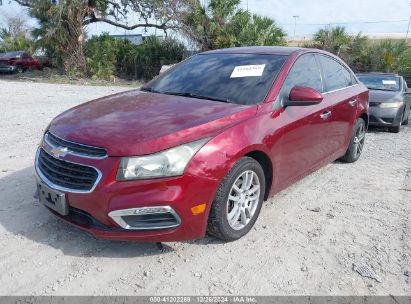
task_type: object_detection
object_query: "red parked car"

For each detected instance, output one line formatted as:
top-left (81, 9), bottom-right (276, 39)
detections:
top-left (0, 51), bottom-right (42, 73)
top-left (35, 47), bottom-right (369, 242)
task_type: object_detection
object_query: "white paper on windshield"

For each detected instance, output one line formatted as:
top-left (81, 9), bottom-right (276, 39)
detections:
top-left (230, 64), bottom-right (266, 78)
top-left (382, 80), bottom-right (397, 85)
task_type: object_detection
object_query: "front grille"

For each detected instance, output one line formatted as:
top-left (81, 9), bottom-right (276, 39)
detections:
top-left (381, 117), bottom-right (394, 124)
top-left (45, 132), bottom-right (107, 158)
top-left (37, 149), bottom-right (99, 191)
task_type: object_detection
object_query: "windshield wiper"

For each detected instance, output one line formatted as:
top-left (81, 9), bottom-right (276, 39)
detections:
top-left (161, 91), bottom-right (231, 103)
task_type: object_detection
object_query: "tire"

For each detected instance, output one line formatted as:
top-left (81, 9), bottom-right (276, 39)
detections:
top-left (15, 65), bottom-right (24, 74)
top-left (389, 111), bottom-right (404, 133)
top-left (402, 110), bottom-right (408, 126)
top-left (389, 125), bottom-right (401, 133)
top-left (207, 157), bottom-right (266, 242)
top-left (340, 118), bottom-right (366, 163)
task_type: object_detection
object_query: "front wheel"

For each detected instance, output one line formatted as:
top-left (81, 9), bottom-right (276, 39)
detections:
top-left (389, 110), bottom-right (405, 132)
top-left (207, 157), bottom-right (265, 242)
top-left (15, 65), bottom-right (24, 74)
top-left (340, 118), bottom-right (366, 163)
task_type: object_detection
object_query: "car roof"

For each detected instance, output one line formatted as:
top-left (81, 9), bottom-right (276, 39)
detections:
top-left (200, 46), bottom-right (314, 56)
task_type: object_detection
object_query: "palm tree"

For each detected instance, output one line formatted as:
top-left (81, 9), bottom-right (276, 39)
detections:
top-left (181, 0), bottom-right (285, 51)
top-left (370, 40), bottom-right (411, 74)
top-left (311, 26), bottom-right (351, 56)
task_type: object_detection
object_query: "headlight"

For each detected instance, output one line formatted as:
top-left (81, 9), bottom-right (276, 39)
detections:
top-left (117, 138), bottom-right (210, 180)
top-left (379, 101), bottom-right (404, 108)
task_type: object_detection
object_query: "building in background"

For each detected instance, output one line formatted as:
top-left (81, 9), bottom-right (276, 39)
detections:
top-left (110, 34), bottom-right (164, 45)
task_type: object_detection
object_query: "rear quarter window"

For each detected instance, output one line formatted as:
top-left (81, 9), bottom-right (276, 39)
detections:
top-left (318, 55), bottom-right (353, 92)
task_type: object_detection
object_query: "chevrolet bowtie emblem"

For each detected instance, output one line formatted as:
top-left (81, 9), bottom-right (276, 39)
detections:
top-left (50, 147), bottom-right (70, 158)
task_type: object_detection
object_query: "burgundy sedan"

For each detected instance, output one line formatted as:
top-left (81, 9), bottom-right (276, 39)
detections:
top-left (35, 47), bottom-right (369, 242)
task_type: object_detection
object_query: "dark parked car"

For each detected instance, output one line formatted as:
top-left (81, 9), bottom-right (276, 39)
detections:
top-left (35, 47), bottom-right (368, 242)
top-left (356, 73), bottom-right (411, 133)
top-left (0, 51), bottom-right (42, 73)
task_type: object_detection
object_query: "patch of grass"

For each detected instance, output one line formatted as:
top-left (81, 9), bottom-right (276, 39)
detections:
top-left (0, 68), bottom-right (142, 87)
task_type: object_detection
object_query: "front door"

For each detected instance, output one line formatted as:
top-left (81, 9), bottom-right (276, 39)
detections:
top-left (270, 54), bottom-right (334, 188)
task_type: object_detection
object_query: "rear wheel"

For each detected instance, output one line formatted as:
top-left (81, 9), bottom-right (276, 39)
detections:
top-left (207, 157), bottom-right (265, 242)
top-left (340, 118), bottom-right (366, 163)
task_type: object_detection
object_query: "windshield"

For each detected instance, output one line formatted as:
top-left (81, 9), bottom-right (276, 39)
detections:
top-left (144, 53), bottom-right (288, 105)
top-left (0, 52), bottom-right (22, 59)
top-left (357, 75), bottom-right (400, 92)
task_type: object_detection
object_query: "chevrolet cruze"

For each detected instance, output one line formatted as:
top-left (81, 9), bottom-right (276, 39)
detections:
top-left (35, 47), bottom-right (369, 242)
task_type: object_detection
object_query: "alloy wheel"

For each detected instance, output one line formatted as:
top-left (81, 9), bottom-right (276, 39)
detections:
top-left (226, 170), bottom-right (261, 230)
top-left (353, 123), bottom-right (366, 158)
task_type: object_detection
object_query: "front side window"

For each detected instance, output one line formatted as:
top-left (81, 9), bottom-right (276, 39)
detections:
top-left (318, 55), bottom-right (353, 92)
top-left (144, 53), bottom-right (288, 105)
top-left (280, 54), bottom-right (324, 99)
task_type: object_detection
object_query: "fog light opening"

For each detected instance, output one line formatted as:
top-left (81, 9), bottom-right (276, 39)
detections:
top-left (108, 206), bottom-right (181, 230)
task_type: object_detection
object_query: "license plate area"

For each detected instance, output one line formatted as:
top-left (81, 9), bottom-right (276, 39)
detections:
top-left (37, 183), bottom-right (69, 215)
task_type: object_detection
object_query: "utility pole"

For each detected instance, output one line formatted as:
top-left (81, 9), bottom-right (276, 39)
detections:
top-left (406, 1), bottom-right (411, 41)
top-left (293, 15), bottom-right (299, 42)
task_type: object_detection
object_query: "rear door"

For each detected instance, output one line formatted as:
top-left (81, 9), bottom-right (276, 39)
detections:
top-left (316, 54), bottom-right (359, 156)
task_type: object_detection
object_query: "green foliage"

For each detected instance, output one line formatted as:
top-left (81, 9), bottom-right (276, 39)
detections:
top-left (85, 34), bottom-right (118, 80)
top-left (0, 31), bottom-right (36, 53)
top-left (369, 40), bottom-right (411, 75)
top-left (182, 0), bottom-right (286, 51)
top-left (128, 36), bottom-right (186, 81)
top-left (309, 26), bottom-right (411, 76)
top-left (309, 26), bottom-right (352, 56)
top-left (30, 0), bottom-right (88, 76)
top-left (84, 35), bottom-right (185, 81)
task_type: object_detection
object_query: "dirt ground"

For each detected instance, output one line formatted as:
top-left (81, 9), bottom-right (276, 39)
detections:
top-left (0, 80), bottom-right (410, 296)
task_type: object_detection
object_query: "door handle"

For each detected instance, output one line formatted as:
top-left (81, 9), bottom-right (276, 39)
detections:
top-left (349, 99), bottom-right (357, 106)
top-left (320, 111), bottom-right (332, 119)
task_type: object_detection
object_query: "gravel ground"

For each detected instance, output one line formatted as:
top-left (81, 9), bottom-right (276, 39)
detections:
top-left (0, 80), bottom-right (410, 296)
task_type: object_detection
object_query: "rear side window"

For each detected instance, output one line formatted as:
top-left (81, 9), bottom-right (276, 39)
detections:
top-left (318, 55), bottom-right (353, 92)
top-left (280, 54), bottom-right (324, 98)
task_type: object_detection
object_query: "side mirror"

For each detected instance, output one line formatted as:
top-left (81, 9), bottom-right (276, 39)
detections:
top-left (283, 86), bottom-right (324, 107)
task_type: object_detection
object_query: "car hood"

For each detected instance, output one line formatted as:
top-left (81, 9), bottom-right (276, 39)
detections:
top-left (49, 90), bottom-right (257, 156)
top-left (368, 89), bottom-right (403, 103)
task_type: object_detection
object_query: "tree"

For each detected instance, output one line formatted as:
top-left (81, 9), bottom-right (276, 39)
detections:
top-left (181, 0), bottom-right (286, 51)
top-left (0, 12), bottom-right (30, 38)
top-left (11, 0), bottom-right (188, 75)
top-left (310, 26), bottom-right (351, 56)
top-left (0, 12), bottom-right (35, 53)
top-left (308, 26), bottom-right (411, 75)
top-left (369, 40), bottom-right (411, 75)
top-left (13, 0), bottom-right (186, 32)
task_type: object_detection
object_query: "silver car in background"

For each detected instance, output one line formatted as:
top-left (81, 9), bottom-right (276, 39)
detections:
top-left (356, 73), bottom-right (411, 133)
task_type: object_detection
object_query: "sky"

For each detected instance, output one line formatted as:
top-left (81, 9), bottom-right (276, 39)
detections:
top-left (0, 0), bottom-right (410, 39)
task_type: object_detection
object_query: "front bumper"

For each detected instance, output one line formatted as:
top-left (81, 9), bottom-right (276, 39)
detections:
top-left (368, 104), bottom-right (404, 127)
top-left (34, 146), bottom-right (219, 242)
top-left (0, 65), bottom-right (17, 73)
